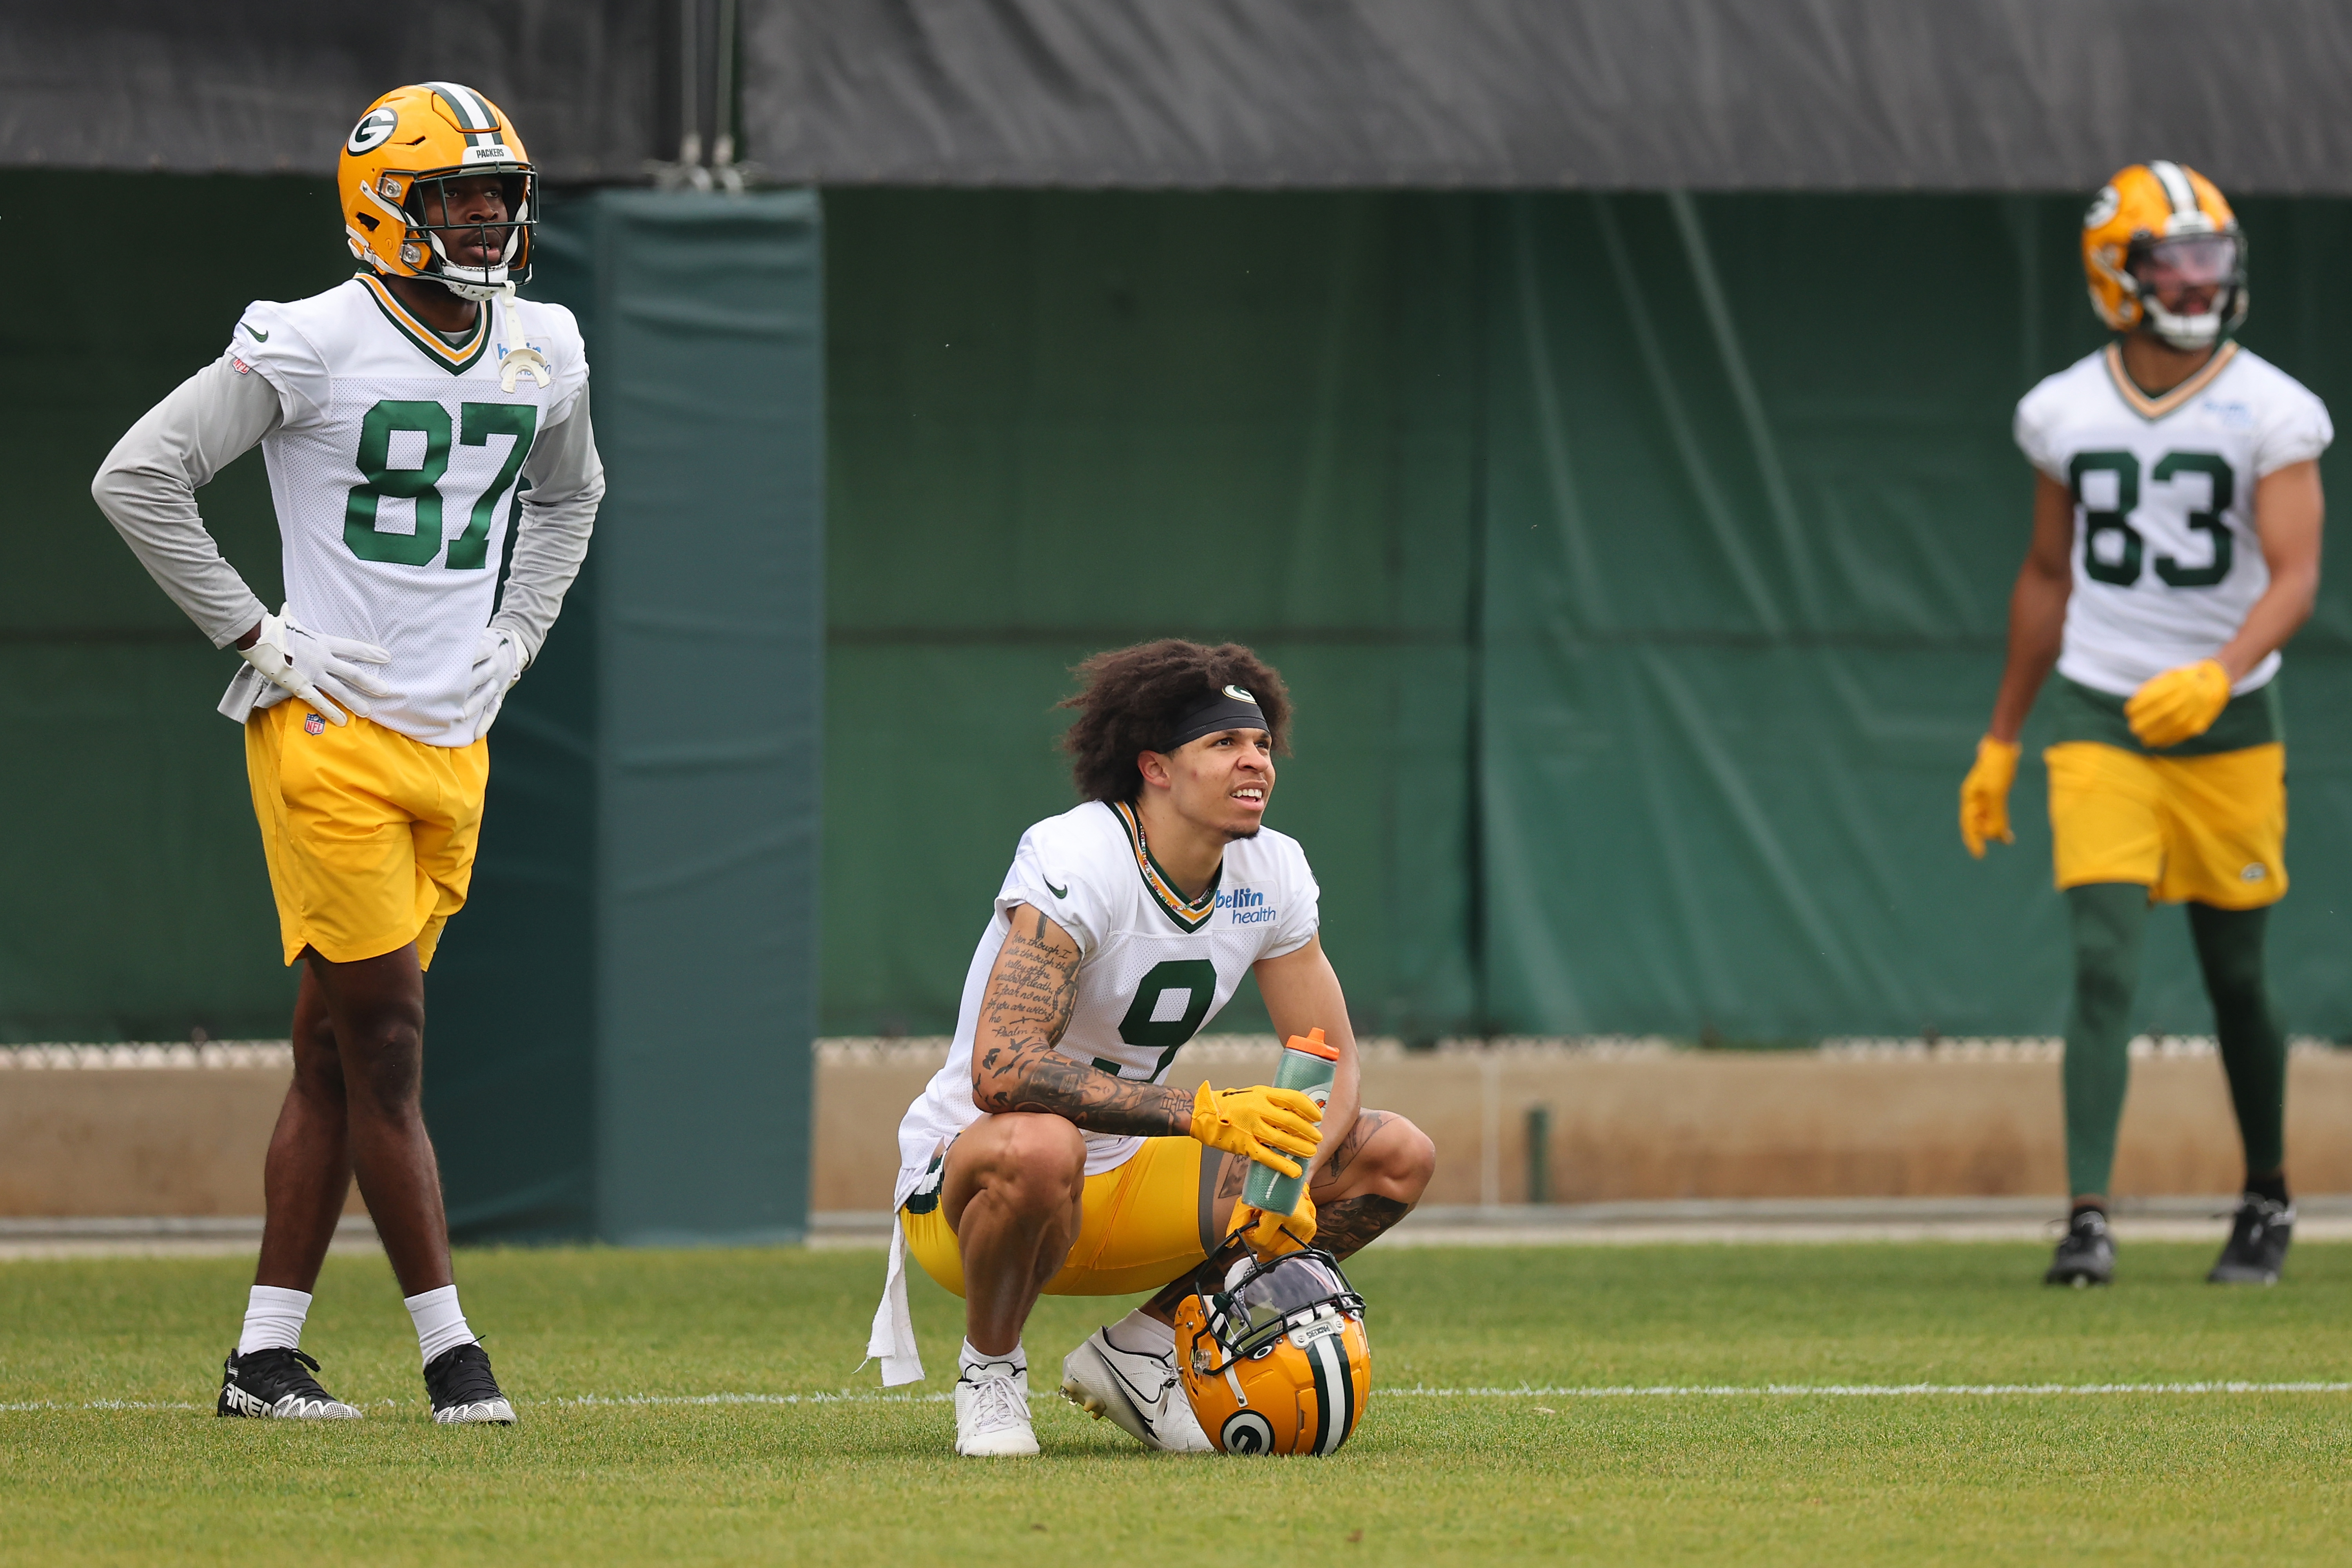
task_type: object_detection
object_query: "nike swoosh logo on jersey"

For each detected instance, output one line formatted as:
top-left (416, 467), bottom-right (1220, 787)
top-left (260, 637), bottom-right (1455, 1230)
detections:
top-left (241, 322), bottom-right (269, 341)
top-left (1045, 879), bottom-right (1068, 898)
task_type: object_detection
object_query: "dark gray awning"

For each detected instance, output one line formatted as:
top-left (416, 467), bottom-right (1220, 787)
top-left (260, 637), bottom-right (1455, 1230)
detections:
top-left (11, 0), bottom-right (2352, 194)
top-left (0, 0), bottom-right (663, 181)
top-left (742, 0), bottom-right (2352, 193)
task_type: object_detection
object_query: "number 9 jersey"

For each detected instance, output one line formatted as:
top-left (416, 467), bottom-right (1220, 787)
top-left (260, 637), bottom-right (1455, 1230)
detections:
top-left (895, 799), bottom-right (1323, 1196)
top-left (2014, 341), bottom-right (2331, 699)
top-left (225, 274), bottom-right (589, 744)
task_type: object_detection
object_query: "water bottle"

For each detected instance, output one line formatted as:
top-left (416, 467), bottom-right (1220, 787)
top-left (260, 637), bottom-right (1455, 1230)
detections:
top-left (1241, 1027), bottom-right (1340, 1219)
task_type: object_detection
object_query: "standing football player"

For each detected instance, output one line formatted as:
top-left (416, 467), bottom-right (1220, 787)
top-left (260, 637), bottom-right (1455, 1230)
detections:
top-left (91, 83), bottom-right (601, 1419)
top-left (866, 640), bottom-right (1436, 1456)
top-left (1961, 162), bottom-right (2327, 1287)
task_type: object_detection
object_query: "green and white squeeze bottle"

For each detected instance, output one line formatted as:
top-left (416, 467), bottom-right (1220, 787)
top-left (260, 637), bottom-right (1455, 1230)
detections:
top-left (1241, 1027), bottom-right (1341, 1218)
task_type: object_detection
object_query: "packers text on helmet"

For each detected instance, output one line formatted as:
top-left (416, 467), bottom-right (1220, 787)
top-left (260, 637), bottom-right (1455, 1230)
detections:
top-left (2082, 161), bottom-right (2247, 352)
top-left (1174, 1248), bottom-right (1371, 1456)
top-left (340, 83), bottom-right (534, 301)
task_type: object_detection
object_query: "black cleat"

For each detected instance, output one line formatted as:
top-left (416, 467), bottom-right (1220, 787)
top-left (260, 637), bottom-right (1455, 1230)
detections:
top-left (2045, 1209), bottom-right (2114, 1287)
top-left (424, 1341), bottom-right (516, 1425)
top-left (2207, 1194), bottom-right (2294, 1284)
top-left (217, 1346), bottom-right (363, 1419)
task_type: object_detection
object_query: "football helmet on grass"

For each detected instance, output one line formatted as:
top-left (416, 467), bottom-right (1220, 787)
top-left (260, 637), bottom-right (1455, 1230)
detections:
top-left (1173, 1246), bottom-right (1369, 1455)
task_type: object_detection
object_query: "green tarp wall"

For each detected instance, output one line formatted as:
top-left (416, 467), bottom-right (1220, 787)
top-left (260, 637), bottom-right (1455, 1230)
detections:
top-left (11, 178), bottom-right (2352, 1058)
top-left (825, 189), bottom-right (2352, 1043)
top-left (3, 176), bottom-right (822, 1243)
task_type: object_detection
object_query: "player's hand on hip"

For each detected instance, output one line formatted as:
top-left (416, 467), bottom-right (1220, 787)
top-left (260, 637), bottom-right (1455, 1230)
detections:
top-left (1227, 1191), bottom-right (1316, 1260)
top-left (1958, 736), bottom-right (2020, 858)
top-left (463, 626), bottom-right (524, 738)
top-left (238, 606), bottom-right (392, 726)
top-left (2125, 659), bottom-right (2230, 749)
top-left (1191, 1082), bottom-right (1323, 1178)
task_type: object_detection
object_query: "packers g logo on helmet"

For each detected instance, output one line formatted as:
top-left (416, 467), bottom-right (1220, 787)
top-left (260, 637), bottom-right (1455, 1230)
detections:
top-left (2082, 161), bottom-right (2248, 352)
top-left (338, 82), bottom-right (535, 302)
top-left (1174, 1248), bottom-right (1371, 1457)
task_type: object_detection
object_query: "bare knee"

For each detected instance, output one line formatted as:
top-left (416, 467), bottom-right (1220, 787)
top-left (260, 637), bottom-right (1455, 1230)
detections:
top-left (291, 1026), bottom-right (348, 1107)
top-left (953, 1114), bottom-right (1085, 1223)
top-left (1374, 1114), bottom-right (1437, 1202)
top-left (1326, 1110), bottom-right (1435, 1205)
top-left (337, 1012), bottom-right (425, 1116)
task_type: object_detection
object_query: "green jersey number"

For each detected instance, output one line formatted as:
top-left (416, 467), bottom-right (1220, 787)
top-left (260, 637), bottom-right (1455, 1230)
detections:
top-left (345, 399), bottom-right (539, 568)
top-left (2152, 451), bottom-right (2234, 587)
top-left (1097, 958), bottom-right (1218, 1083)
top-left (2069, 450), bottom-right (2142, 586)
top-left (2068, 448), bottom-right (2236, 589)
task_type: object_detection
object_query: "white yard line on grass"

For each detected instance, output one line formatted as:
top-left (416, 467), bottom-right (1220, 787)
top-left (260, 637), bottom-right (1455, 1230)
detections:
top-left (9, 1382), bottom-right (2345, 1415)
top-left (1385, 1381), bottom-right (2352, 1397)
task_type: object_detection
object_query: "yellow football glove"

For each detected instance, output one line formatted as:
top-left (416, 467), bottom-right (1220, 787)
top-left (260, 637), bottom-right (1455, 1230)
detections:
top-left (2125, 659), bottom-right (2230, 749)
top-left (1227, 1191), bottom-right (1317, 1260)
top-left (1958, 736), bottom-right (2020, 859)
top-left (1190, 1082), bottom-right (1323, 1179)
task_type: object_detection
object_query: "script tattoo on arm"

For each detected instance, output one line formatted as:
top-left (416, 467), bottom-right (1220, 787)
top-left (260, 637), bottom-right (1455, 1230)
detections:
top-left (969, 904), bottom-right (1194, 1138)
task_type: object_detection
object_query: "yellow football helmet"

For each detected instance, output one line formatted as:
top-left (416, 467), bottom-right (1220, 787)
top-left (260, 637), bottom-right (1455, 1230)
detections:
top-left (339, 82), bottom-right (535, 301)
top-left (2082, 161), bottom-right (2247, 351)
top-left (1174, 1248), bottom-right (1371, 1456)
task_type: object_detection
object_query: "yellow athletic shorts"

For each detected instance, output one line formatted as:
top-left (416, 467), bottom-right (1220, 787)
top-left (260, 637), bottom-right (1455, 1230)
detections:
top-left (244, 699), bottom-right (489, 968)
top-left (900, 1135), bottom-right (1228, 1299)
top-left (2045, 740), bottom-right (2286, 908)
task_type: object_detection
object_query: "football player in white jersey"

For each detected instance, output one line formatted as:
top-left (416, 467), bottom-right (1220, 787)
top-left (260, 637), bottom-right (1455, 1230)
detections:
top-left (1961, 162), bottom-right (2327, 1288)
top-left (91, 83), bottom-right (601, 1422)
top-left (866, 640), bottom-right (1437, 1456)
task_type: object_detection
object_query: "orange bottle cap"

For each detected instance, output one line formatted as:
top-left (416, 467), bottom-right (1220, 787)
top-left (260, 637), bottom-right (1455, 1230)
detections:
top-left (1284, 1026), bottom-right (1340, 1062)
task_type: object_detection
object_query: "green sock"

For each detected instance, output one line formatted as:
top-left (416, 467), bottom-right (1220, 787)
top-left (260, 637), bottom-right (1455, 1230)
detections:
top-left (2063, 884), bottom-right (2149, 1198)
top-left (2187, 902), bottom-right (2288, 1181)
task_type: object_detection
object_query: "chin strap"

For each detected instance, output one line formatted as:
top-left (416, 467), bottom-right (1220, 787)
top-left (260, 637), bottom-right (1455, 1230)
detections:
top-left (495, 283), bottom-right (552, 393)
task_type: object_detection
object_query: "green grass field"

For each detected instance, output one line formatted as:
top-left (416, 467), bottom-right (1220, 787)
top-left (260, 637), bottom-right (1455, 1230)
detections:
top-left (4, 1241), bottom-right (2347, 1564)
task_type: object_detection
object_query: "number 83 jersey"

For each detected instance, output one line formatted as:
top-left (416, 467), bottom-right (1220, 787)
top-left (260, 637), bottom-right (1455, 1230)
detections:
top-left (227, 274), bottom-right (588, 744)
top-left (897, 799), bottom-right (1323, 1189)
top-left (2014, 341), bottom-right (2331, 698)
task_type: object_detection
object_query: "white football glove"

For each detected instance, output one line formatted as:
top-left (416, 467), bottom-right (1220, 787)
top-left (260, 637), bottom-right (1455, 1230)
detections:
top-left (237, 607), bottom-right (392, 727)
top-left (463, 625), bottom-right (524, 738)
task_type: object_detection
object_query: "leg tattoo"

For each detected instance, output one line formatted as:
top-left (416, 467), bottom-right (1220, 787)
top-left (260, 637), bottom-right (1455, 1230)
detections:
top-left (1313, 1195), bottom-right (1410, 1259)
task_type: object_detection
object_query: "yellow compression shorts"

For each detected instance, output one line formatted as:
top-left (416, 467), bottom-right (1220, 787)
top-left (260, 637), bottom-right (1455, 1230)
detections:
top-left (245, 698), bottom-right (489, 968)
top-left (2045, 740), bottom-right (2286, 909)
top-left (900, 1134), bottom-right (1229, 1298)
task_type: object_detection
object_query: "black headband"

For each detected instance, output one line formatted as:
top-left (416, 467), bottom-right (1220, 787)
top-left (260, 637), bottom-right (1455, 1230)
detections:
top-left (1164, 684), bottom-right (1269, 750)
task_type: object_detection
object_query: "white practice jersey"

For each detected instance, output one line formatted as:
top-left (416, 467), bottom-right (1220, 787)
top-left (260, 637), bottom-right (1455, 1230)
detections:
top-left (227, 274), bottom-right (589, 744)
top-left (2014, 342), bottom-right (2331, 697)
top-left (895, 800), bottom-right (1323, 1196)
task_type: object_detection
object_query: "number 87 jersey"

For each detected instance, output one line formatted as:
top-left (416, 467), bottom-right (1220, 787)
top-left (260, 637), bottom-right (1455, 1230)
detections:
top-left (2014, 340), bottom-right (2330, 700)
top-left (227, 273), bottom-right (588, 744)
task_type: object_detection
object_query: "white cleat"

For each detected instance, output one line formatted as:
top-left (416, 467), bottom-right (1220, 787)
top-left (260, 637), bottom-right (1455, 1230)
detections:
top-left (1060, 1325), bottom-right (1213, 1453)
top-left (954, 1365), bottom-right (1039, 1457)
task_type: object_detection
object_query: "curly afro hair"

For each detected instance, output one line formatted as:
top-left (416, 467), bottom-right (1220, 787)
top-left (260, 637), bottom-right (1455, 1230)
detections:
top-left (1059, 639), bottom-right (1293, 804)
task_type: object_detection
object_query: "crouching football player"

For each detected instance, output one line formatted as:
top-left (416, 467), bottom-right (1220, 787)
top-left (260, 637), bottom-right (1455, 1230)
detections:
top-left (866, 641), bottom-right (1437, 1455)
top-left (91, 83), bottom-right (600, 1420)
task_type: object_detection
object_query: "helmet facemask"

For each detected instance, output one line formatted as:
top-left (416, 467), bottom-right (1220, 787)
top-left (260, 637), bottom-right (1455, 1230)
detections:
top-left (400, 169), bottom-right (535, 302)
top-left (1191, 1248), bottom-right (1365, 1370)
top-left (2124, 231), bottom-right (2247, 352)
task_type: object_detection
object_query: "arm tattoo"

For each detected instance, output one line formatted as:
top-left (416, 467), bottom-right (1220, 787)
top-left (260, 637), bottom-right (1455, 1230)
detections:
top-left (1312, 1195), bottom-right (1410, 1259)
top-left (970, 905), bottom-right (1193, 1138)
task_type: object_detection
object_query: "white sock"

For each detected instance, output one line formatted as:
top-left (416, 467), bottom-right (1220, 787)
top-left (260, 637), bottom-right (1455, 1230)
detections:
top-left (402, 1285), bottom-right (476, 1367)
top-left (1106, 1307), bottom-right (1176, 1357)
top-left (236, 1286), bottom-right (312, 1356)
top-left (960, 1338), bottom-right (1025, 1381)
